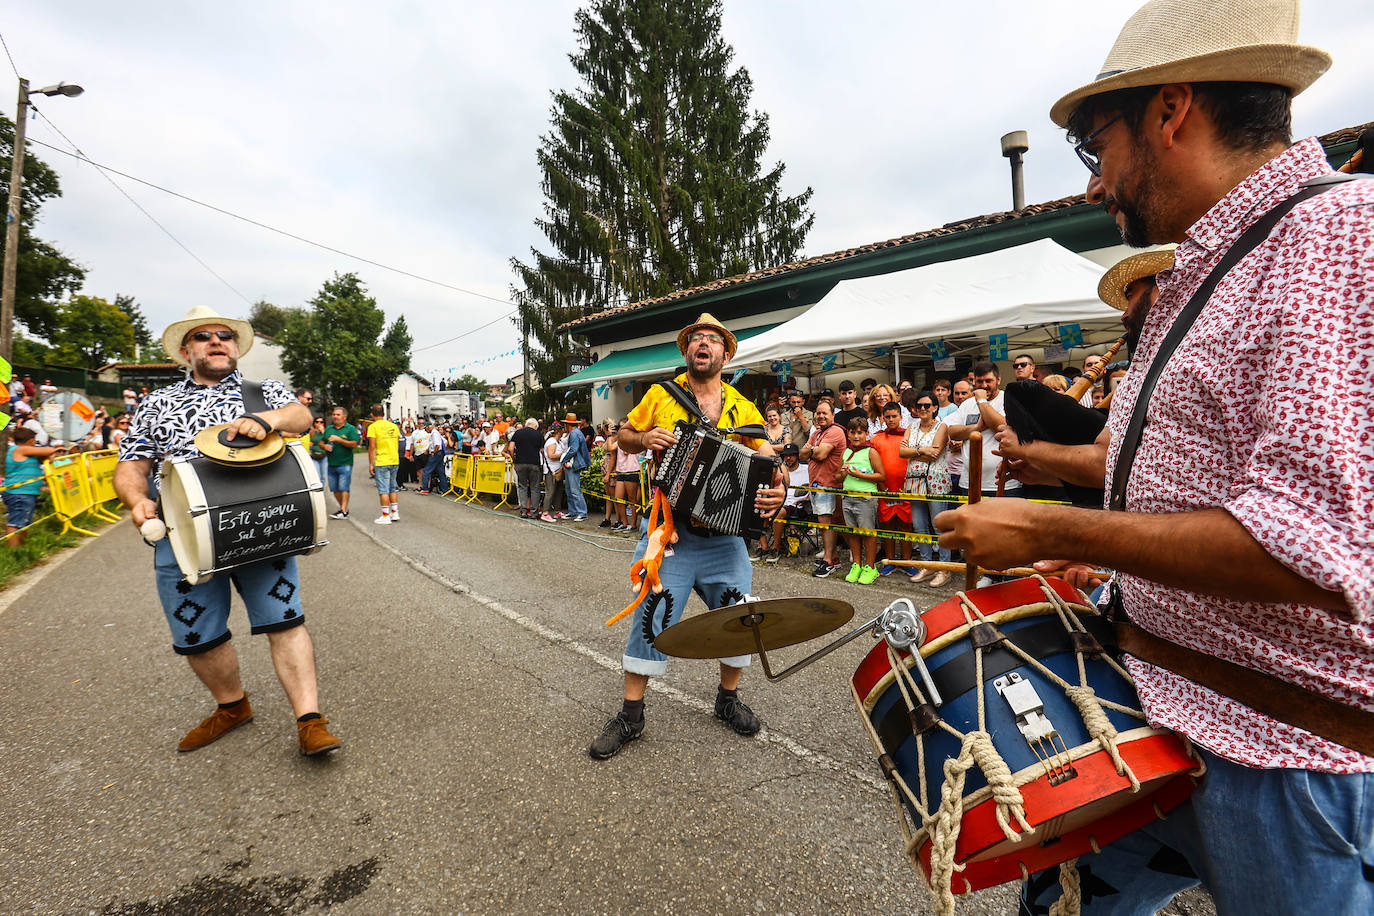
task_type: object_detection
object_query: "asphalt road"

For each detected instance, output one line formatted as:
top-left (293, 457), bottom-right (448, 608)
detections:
top-left (0, 468), bottom-right (1208, 915)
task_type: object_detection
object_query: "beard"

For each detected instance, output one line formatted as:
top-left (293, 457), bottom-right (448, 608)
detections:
top-left (1112, 142), bottom-right (1177, 248)
top-left (686, 352), bottom-right (724, 382)
top-left (191, 353), bottom-right (237, 381)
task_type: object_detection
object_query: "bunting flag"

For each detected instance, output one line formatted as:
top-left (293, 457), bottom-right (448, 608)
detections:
top-left (769, 360), bottom-right (792, 384)
top-left (595, 384), bottom-right (611, 399)
top-left (874, 346), bottom-right (892, 357)
top-left (623, 383), bottom-right (633, 394)
top-left (729, 367), bottom-right (748, 384)
top-left (988, 333), bottom-right (1009, 361)
top-left (1058, 323), bottom-right (1084, 348)
top-left (821, 354), bottom-right (837, 371)
top-left (925, 340), bottom-right (950, 361)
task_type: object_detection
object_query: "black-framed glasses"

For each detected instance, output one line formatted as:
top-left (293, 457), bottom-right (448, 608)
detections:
top-left (188, 330), bottom-right (237, 342)
top-left (1014, 361), bottom-right (1032, 369)
top-left (1074, 112), bottom-right (1123, 176)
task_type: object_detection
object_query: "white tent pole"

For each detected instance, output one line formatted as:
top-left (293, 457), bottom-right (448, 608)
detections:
top-left (893, 345), bottom-right (900, 383)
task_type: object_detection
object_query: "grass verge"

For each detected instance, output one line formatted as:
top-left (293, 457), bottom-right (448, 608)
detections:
top-left (0, 502), bottom-right (122, 591)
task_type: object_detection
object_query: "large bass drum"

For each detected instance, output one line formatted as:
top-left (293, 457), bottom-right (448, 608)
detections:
top-left (159, 440), bottom-right (328, 585)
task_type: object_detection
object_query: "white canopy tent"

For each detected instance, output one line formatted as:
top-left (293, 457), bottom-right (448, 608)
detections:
top-left (728, 238), bottom-right (1121, 371)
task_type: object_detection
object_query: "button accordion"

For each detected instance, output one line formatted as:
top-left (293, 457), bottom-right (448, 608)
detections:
top-left (651, 421), bottom-right (777, 540)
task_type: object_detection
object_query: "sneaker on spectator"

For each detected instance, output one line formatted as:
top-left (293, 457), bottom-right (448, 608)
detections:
top-left (877, 563), bottom-right (899, 576)
top-left (812, 560), bottom-right (838, 579)
top-left (570, 514), bottom-right (587, 521)
top-left (929, 571), bottom-right (952, 588)
top-left (599, 519), bottom-right (614, 528)
top-left (977, 576), bottom-right (994, 589)
top-left (814, 549), bottom-right (826, 559)
top-left (329, 510), bottom-right (348, 520)
top-left (751, 545), bottom-right (767, 562)
top-left (555, 512), bottom-right (568, 519)
top-left (844, 562), bottom-right (862, 583)
top-left (858, 565), bottom-right (880, 585)
top-left (540, 513), bottom-right (557, 522)
top-left (910, 568), bottom-right (933, 584)
top-left (374, 515), bottom-right (391, 525)
top-left (764, 549), bottom-right (780, 563)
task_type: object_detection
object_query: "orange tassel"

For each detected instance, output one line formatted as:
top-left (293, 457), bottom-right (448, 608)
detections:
top-left (606, 490), bottom-right (675, 627)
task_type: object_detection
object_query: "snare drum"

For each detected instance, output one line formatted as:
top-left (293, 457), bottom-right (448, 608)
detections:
top-left (159, 440), bottom-right (328, 585)
top-left (851, 576), bottom-right (1199, 898)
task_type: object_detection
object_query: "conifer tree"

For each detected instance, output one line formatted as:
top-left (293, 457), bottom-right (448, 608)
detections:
top-left (512, 0), bottom-right (813, 412)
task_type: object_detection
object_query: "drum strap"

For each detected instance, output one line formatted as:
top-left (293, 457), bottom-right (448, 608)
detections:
top-left (240, 379), bottom-right (269, 415)
top-left (1103, 176), bottom-right (1374, 757)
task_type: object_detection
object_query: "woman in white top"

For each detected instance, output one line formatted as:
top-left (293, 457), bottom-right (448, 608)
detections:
top-left (899, 391), bottom-right (953, 587)
top-left (540, 425), bottom-right (568, 520)
top-left (867, 384), bottom-right (908, 437)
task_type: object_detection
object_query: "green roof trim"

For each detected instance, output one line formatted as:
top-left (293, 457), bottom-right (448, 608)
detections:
top-left (553, 324), bottom-right (780, 388)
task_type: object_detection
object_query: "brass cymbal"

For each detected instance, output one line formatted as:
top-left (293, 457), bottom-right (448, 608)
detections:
top-left (654, 597), bottom-right (855, 659)
top-left (194, 424), bottom-right (285, 466)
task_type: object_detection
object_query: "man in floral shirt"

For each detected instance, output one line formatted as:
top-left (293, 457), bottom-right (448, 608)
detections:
top-left (938, 1), bottom-right (1373, 912)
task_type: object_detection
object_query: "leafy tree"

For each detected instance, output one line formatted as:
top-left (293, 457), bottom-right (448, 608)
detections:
top-left (249, 299), bottom-right (301, 338)
top-left (277, 272), bottom-right (410, 416)
top-left (114, 294), bottom-right (154, 347)
top-left (511, 0), bottom-right (814, 412)
top-left (446, 373), bottom-right (487, 392)
top-left (0, 116), bottom-right (87, 339)
top-left (48, 295), bottom-right (136, 369)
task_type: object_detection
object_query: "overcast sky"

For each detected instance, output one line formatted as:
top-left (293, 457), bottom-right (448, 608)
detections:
top-left (7, 1), bottom-right (1369, 385)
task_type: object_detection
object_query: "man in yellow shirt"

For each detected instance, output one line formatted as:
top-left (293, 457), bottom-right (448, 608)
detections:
top-left (365, 404), bottom-right (402, 525)
top-left (588, 314), bottom-right (785, 760)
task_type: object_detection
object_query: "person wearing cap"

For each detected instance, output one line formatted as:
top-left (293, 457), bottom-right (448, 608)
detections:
top-left (559, 413), bottom-right (591, 521)
top-left (938, 2), bottom-right (1374, 911)
top-left (587, 313), bottom-right (785, 760)
top-left (421, 419), bottom-right (447, 494)
top-left (113, 306), bottom-right (341, 757)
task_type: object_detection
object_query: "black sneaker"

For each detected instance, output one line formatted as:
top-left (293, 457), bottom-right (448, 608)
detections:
top-left (598, 518), bottom-right (614, 528)
top-left (714, 693), bottom-right (761, 736)
top-left (764, 550), bottom-right (780, 563)
top-left (812, 560), bottom-right (838, 578)
top-left (588, 712), bottom-right (644, 760)
top-left (329, 510), bottom-right (348, 519)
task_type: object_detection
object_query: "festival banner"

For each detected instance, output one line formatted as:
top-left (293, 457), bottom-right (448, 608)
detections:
top-left (1058, 323), bottom-right (1084, 348)
top-left (925, 340), bottom-right (950, 361)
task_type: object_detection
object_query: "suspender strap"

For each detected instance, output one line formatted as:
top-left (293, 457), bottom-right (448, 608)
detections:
top-left (1109, 179), bottom-right (1350, 510)
top-left (656, 379), bottom-right (765, 440)
top-left (240, 379), bottom-right (269, 415)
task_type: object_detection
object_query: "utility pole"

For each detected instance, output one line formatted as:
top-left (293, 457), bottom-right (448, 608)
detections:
top-left (2, 78), bottom-right (83, 362)
top-left (1, 79), bottom-right (31, 363)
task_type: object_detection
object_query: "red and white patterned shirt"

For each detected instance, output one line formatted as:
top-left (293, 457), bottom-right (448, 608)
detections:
top-left (1106, 138), bottom-right (1374, 772)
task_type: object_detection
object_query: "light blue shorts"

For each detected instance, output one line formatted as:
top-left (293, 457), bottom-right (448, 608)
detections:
top-left (810, 490), bottom-right (837, 516)
top-left (374, 464), bottom-right (398, 494)
top-left (622, 523), bottom-right (753, 677)
top-left (327, 465), bottom-right (352, 492)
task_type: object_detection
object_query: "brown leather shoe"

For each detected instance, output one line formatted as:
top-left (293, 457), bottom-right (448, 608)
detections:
top-left (297, 716), bottom-right (341, 756)
top-left (177, 696), bottom-right (254, 752)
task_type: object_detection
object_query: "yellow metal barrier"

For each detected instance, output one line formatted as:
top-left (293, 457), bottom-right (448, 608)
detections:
top-left (82, 449), bottom-right (122, 521)
top-left (43, 453), bottom-right (100, 536)
top-left (470, 456), bottom-right (511, 507)
top-left (447, 453), bottom-right (474, 501)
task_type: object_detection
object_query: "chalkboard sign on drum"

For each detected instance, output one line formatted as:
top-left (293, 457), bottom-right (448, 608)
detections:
top-left (160, 441), bottom-right (328, 585)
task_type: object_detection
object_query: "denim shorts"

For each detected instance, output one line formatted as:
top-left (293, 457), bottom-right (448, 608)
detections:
top-left (623, 524), bottom-right (753, 677)
top-left (1022, 745), bottom-right (1374, 915)
top-left (327, 464), bottom-right (352, 492)
top-left (810, 490), bottom-right (837, 516)
top-left (152, 538), bottom-right (304, 655)
top-left (3, 492), bottom-right (38, 528)
top-left (374, 464), bottom-right (398, 494)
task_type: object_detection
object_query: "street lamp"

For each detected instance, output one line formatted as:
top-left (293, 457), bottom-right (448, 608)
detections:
top-left (2, 77), bottom-right (85, 362)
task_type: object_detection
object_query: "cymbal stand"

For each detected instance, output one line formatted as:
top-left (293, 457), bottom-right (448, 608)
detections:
top-left (745, 597), bottom-right (942, 701)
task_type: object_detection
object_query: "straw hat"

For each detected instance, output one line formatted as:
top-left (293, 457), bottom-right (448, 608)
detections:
top-left (162, 306), bottom-right (254, 368)
top-left (561, 412), bottom-right (583, 425)
top-left (1050, 0), bottom-right (1331, 128)
top-left (1097, 246), bottom-right (1177, 310)
top-left (676, 312), bottom-right (737, 360)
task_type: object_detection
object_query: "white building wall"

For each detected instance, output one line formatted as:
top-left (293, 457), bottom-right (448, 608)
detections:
top-left (238, 335), bottom-right (287, 384)
top-left (385, 374), bottom-right (420, 421)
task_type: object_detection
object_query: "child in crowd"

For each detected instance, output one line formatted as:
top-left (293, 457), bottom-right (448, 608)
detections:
top-left (837, 418), bottom-right (883, 584)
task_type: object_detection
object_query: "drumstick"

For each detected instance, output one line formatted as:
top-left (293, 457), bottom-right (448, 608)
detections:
top-left (140, 518), bottom-right (167, 542)
top-left (887, 558), bottom-right (1112, 580)
top-left (1065, 336), bottom-right (1125, 401)
top-left (965, 431), bottom-right (982, 591)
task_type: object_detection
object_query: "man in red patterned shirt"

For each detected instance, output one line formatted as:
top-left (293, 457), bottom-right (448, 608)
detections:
top-left (938, 1), bottom-right (1374, 912)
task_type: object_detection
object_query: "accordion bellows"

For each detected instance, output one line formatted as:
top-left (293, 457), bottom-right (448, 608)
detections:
top-left (651, 421), bottom-right (777, 541)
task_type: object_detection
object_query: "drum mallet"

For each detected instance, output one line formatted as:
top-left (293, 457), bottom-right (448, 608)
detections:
top-left (139, 517), bottom-right (167, 543)
top-left (964, 431), bottom-right (982, 591)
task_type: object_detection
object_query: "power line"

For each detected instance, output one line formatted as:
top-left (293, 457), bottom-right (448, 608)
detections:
top-left (29, 106), bottom-right (253, 303)
top-left (0, 32), bottom-right (20, 80)
top-left (409, 308), bottom-right (517, 354)
top-left (26, 136), bottom-right (519, 308)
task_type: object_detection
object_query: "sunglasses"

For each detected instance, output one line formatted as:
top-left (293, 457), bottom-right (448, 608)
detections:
top-left (1014, 362), bottom-right (1032, 369)
top-left (188, 330), bottom-right (237, 342)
